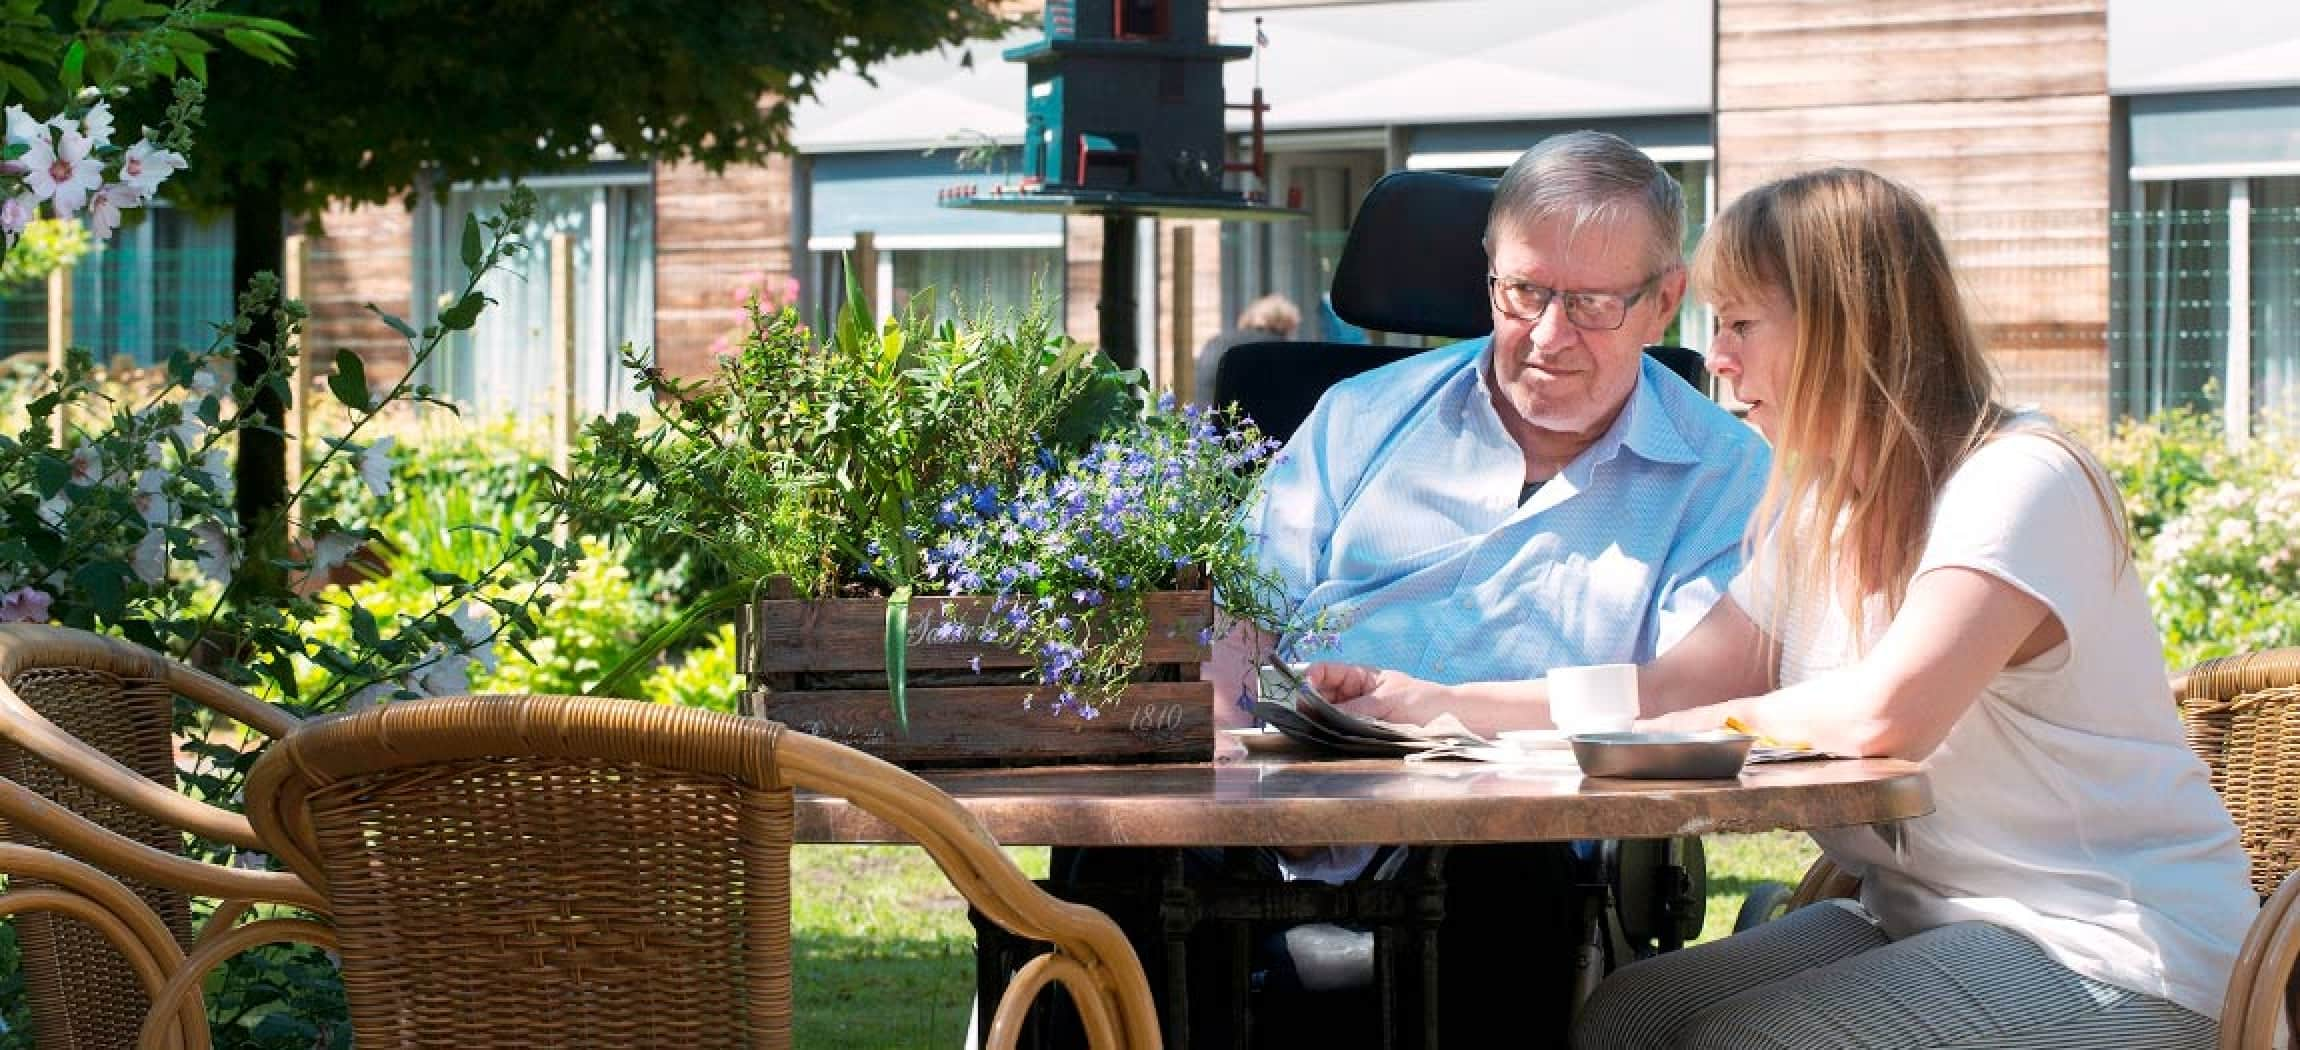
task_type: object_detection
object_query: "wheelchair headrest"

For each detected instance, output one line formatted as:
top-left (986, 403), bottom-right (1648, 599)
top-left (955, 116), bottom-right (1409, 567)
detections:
top-left (1330, 171), bottom-right (1498, 340)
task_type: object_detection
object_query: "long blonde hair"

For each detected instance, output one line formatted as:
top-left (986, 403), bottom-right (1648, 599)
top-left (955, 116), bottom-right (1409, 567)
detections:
top-left (1695, 168), bottom-right (2019, 650)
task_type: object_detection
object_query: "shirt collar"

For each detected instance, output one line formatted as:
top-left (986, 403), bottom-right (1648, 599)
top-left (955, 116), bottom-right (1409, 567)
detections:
top-left (1470, 343), bottom-right (1704, 471)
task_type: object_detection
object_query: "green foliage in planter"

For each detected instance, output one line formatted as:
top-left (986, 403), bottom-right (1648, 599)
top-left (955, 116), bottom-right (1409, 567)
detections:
top-left (578, 292), bottom-right (1131, 599)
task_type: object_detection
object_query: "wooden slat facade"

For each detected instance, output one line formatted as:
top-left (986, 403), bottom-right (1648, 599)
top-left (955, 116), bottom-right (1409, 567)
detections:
top-left (651, 155), bottom-right (797, 383)
top-left (1717, 0), bottom-right (2111, 429)
top-left (302, 201), bottom-right (418, 392)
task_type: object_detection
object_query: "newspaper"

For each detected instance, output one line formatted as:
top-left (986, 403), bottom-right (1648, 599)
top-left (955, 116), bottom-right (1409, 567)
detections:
top-left (1251, 664), bottom-right (1843, 765)
top-left (1251, 664), bottom-right (1488, 756)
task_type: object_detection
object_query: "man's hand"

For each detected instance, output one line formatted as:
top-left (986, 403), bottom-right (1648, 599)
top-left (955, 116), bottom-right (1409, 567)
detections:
top-left (1308, 662), bottom-right (1447, 724)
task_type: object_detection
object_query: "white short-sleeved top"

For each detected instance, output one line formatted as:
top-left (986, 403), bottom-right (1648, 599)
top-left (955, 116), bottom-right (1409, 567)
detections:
top-left (1730, 425), bottom-right (2258, 1019)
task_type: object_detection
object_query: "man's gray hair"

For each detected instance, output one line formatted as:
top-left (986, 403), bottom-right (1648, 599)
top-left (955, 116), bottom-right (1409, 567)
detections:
top-left (1485, 130), bottom-right (1686, 274)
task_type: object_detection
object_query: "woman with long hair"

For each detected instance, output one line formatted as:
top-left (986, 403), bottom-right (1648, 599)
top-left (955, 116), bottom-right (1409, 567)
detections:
top-left (1310, 167), bottom-right (2255, 1046)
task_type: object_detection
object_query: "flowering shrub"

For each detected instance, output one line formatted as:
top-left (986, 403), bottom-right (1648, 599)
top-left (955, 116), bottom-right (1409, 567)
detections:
top-left (915, 396), bottom-right (1313, 715)
top-left (2128, 430), bottom-right (2300, 670)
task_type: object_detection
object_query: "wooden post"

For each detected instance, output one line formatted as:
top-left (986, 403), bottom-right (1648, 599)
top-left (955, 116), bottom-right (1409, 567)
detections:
top-left (45, 265), bottom-right (70, 444)
top-left (549, 233), bottom-right (577, 475)
top-left (851, 230), bottom-right (877, 322)
top-left (283, 235), bottom-right (309, 491)
top-left (1169, 225), bottom-right (1195, 401)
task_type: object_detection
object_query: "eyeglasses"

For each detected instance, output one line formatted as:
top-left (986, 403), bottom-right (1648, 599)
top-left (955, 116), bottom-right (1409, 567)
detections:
top-left (1485, 270), bottom-right (1668, 332)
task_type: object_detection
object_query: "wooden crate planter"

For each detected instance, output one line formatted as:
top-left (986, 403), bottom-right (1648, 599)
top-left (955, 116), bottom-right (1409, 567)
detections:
top-left (735, 584), bottom-right (1215, 768)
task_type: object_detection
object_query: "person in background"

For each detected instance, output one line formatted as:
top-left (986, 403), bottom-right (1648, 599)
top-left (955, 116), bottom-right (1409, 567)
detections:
top-left (1191, 292), bottom-right (1301, 407)
top-left (1202, 130), bottom-right (1770, 1043)
top-left (1314, 167), bottom-right (2255, 1048)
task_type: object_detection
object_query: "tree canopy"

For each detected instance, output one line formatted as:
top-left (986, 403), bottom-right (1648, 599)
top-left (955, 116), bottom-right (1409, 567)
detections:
top-left (145, 0), bottom-right (1013, 214)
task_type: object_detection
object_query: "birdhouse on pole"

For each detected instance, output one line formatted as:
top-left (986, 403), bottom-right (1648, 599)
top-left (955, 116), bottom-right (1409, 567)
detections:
top-left (1008, 0), bottom-right (1253, 197)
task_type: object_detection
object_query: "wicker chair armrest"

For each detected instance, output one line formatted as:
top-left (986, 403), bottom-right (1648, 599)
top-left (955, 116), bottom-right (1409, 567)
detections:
top-left (170, 664), bottom-right (299, 739)
top-left (135, 917), bottom-right (338, 1050)
top-left (1785, 857), bottom-right (1862, 912)
top-left (2176, 648), bottom-right (2300, 708)
top-left (0, 843), bottom-right (207, 1050)
top-left (0, 777), bottom-right (324, 910)
top-left (777, 733), bottom-right (1161, 1049)
top-left (0, 679), bottom-right (264, 849)
top-left (2222, 869), bottom-right (2300, 1050)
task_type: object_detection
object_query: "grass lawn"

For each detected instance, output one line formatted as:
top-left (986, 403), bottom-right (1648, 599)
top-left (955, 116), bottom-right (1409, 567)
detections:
top-left (792, 832), bottom-right (1821, 1048)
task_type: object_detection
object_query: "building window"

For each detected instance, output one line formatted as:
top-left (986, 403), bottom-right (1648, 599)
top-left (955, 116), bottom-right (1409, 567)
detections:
top-left (1116, 0), bottom-right (1166, 39)
top-left (2113, 175), bottom-right (2300, 437)
top-left (415, 166), bottom-right (655, 419)
top-left (808, 241), bottom-right (1065, 331)
top-left (0, 205), bottom-right (233, 366)
top-left (1229, 151), bottom-right (1713, 358)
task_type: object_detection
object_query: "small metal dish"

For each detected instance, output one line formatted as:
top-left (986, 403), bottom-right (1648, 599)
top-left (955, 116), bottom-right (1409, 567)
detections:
top-left (1569, 731), bottom-right (1755, 779)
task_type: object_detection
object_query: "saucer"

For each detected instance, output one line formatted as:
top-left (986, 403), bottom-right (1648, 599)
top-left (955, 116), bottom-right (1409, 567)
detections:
top-left (1496, 729), bottom-right (1573, 752)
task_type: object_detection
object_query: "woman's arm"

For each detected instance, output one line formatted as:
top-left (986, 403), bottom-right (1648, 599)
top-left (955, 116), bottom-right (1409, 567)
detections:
top-left (1641, 567), bottom-right (2059, 760)
top-left (1306, 596), bottom-right (1779, 736)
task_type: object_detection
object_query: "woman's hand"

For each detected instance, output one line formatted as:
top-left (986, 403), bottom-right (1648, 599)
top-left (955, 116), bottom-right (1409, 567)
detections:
top-left (1307, 662), bottom-right (1448, 725)
top-left (1634, 703), bottom-right (1734, 735)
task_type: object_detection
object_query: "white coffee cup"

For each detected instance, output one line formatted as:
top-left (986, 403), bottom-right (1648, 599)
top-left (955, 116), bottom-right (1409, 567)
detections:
top-left (1548, 663), bottom-right (1640, 735)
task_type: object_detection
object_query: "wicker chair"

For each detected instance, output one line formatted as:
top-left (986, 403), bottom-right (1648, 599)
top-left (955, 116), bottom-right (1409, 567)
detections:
top-left (1757, 648), bottom-right (2300, 1049)
top-left (0, 623), bottom-right (308, 1050)
top-left (0, 841), bottom-right (203, 1050)
top-left (137, 694), bottom-right (1161, 1050)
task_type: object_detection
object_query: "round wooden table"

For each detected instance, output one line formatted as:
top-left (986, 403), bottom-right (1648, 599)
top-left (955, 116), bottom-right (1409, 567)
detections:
top-left (795, 751), bottom-right (1933, 847)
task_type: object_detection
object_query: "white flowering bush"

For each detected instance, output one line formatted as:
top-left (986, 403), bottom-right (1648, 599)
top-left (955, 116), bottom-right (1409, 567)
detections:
top-left (2103, 407), bottom-right (2300, 669)
top-left (2143, 461), bottom-right (2300, 670)
top-left (0, 92), bottom-right (188, 241)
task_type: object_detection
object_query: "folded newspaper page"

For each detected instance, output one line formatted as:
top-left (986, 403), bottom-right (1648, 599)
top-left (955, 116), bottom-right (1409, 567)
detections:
top-left (1253, 664), bottom-right (1488, 756)
top-left (1252, 665), bottom-right (1842, 765)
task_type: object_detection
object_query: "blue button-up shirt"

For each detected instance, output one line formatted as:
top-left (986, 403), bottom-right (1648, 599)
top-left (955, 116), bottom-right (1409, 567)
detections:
top-left (1245, 339), bottom-right (1770, 684)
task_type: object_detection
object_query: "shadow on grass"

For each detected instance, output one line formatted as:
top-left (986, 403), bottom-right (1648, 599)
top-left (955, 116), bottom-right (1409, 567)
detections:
top-left (795, 929), bottom-right (978, 1050)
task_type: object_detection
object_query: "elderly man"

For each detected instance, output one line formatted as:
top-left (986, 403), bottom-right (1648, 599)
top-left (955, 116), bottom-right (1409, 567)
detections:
top-left (1208, 130), bottom-right (1771, 1040)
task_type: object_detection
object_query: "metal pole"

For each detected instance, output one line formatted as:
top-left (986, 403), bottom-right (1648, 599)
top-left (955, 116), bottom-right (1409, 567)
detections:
top-left (1100, 214), bottom-right (1138, 370)
top-left (852, 230), bottom-right (878, 323)
top-left (45, 265), bottom-right (71, 445)
top-left (1170, 225), bottom-right (1195, 400)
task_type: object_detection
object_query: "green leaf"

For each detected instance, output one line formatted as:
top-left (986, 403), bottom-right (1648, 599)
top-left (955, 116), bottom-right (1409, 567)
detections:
top-left (366, 303), bottom-right (418, 340)
top-left (327, 349), bottom-right (370, 411)
top-left (349, 605), bottom-right (380, 648)
top-left (437, 293), bottom-right (484, 331)
top-left (70, 559), bottom-right (126, 620)
top-left (0, 67), bottom-right (41, 105)
top-left (220, 27), bottom-right (289, 64)
top-left (178, 45), bottom-right (204, 81)
top-left (420, 569), bottom-right (468, 588)
top-left (98, 0), bottom-right (171, 21)
top-left (459, 213), bottom-right (482, 272)
top-left (31, 454), bottom-right (69, 496)
top-left (59, 40), bottom-right (84, 92)
top-left (885, 584), bottom-right (911, 736)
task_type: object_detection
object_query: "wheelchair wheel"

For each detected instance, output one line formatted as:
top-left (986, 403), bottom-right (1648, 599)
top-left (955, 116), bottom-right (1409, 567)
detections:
top-left (1733, 880), bottom-right (1797, 932)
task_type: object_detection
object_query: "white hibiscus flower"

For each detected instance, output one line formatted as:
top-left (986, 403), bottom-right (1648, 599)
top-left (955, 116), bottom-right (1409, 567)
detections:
top-left (67, 445), bottom-right (103, 486)
top-left (307, 530), bottom-right (363, 577)
top-left (22, 123), bottom-right (102, 215)
top-left (130, 529), bottom-right (167, 583)
top-left (131, 469), bottom-right (175, 525)
top-left (355, 436), bottom-right (396, 499)
top-left (116, 139), bottom-right (186, 201)
top-left (190, 523), bottom-right (236, 584)
top-left (0, 194), bottom-right (31, 236)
